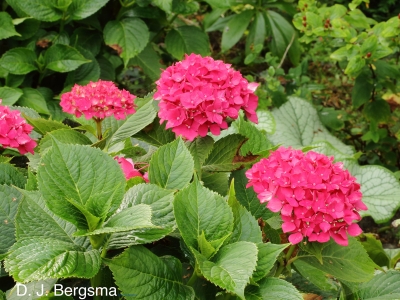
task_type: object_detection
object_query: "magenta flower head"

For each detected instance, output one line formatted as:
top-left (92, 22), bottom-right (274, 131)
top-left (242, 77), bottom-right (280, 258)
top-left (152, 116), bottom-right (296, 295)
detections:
top-left (60, 80), bottom-right (136, 120)
top-left (154, 54), bottom-right (259, 141)
top-left (114, 156), bottom-right (149, 182)
top-left (245, 147), bottom-right (367, 246)
top-left (0, 100), bottom-right (37, 155)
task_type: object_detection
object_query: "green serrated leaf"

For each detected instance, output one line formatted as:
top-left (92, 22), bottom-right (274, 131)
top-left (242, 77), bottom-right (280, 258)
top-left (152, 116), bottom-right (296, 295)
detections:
top-left (202, 134), bottom-right (245, 172)
top-left (39, 129), bottom-right (92, 154)
top-left (6, 279), bottom-right (57, 300)
top-left (174, 179), bottom-right (233, 253)
top-left (245, 277), bottom-right (302, 300)
top-left (24, 117), bottom-right (70, 135)
top-left (357, 270), bottom-right (400, 299)
top-left (104, 18), bottom-right (149, 67)
top-left (0, 87), bottom-right (23, 106)
top-left (75, 204), bottom-right (155, 236)
top-left (15, 0), bottom-right (66, 21)
top-left (0, 48), bottom-right (37, 75)
top-left (106, 183), bottom-right (175, 249)
top-left (0, 12), bottom-right (21, 40)
top-left (134, 119), bottom-right (175, 147)
top-left (352, 70), bottom-right (373, 108)
top-left (228, 182), bottom-right (262, 244)
top-left (186, 136), bottom-right (214, 175)
top-left (270, 97), bottom-right (354, 155)
top-left (165, 26), bottom-right (210, 60)
top-left (231, 169), bottom-right (275, 220)
top-left (255, 110), bottom-right (276, 134)
top-left (253, 243), bottom-right (288, 282)
top-left (149, 138), bottom-right (194, 190)
top-left (44, 44), bottom-right (91, 73)
top-left (129, 43), bottom-right (163, 81)
top-left (17, 88), bottom-right (50, 115)
top-left (69, 0), bottom-right (109, 20)
top-left (201, 171), bottom-right (228, 196)
top-left (4, 191), bottom-right (99, 282)
top-left (37, 140), bottom-right (125, 230)
top-left (344, 161), bottom-right (400, 223)
top-left (106, 97), bottom-right (157, 148)
top-left (0, 163), bottom-right (26, 188)
top-left (64, 46), bottom-right (100, 86)
top-left (105, 246), bottom-right (195, 299)
top-left (192, 241), bottom-right (258, 299)
top-left (297, 237), bottom-right (375, 282)
top-left (0, 185), bottom-right (22, 256)
top-left (221, 10), bottom-right (253, 53)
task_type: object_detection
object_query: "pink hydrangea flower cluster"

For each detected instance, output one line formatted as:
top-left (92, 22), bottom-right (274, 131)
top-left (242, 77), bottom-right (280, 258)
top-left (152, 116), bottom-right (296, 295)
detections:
top-left (245, 147), bottom-right (367, 246)
top-left (154, 54), bottom-right (259, 141)
top-left (0, 100), bottom-right (37, 155)
top-left (115, 156), bottom-right (149, 182)
top-left (60, 80), bottom-right (136, 120)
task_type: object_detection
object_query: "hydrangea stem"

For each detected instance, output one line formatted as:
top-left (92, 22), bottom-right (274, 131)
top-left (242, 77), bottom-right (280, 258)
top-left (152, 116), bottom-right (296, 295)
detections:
top-left (274, 244), bottom-right (297, 277)
top-left (94, 118), bottom-right (103, 140)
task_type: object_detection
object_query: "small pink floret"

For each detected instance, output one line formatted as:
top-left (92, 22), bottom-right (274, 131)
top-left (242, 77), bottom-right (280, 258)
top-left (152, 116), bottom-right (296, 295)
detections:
top-left (154, 54), bottom-right (259, 141)
top-left (114, 156), bottom-right (147, 181)
top-left (245, 146), bottom-right (367, 246)
top-left (60, 80), bottom-right (136, 120)
top-left (0, 100), bottom-right (37, 154)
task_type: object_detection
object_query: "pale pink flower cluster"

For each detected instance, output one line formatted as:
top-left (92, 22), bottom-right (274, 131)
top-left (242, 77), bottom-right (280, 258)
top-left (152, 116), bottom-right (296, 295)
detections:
top-left (60, 80), bottom-right (136, 120)
top-left (246, 147), bottom-right (367, 246)
top-left (154, 54), bottom-right (259, 140)
top-left (115, 156), bottom-right (149, 182)
top-left (0, 100), bottom-right (37, 155)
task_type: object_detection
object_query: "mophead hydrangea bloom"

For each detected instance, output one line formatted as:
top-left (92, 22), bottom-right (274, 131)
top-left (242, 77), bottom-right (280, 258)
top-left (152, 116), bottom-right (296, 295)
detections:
top-left (0, 100), bottom-right (37, 155)
top-left (154, 54), bottom-right (259, 141)
top-left (245, 147), bottom-right (367, 246)
top-left (60, 80), bottom-right (136, 120)
top-left (115, 156), bottom-right (149, 182)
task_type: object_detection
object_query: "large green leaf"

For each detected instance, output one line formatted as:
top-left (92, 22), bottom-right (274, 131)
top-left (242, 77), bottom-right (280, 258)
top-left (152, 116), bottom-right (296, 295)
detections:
top-left (129, 43), bottom-right (163, 81)
top-left (17, 88), bottom-right (50, 115)
top-left (106, 97), bottom-right (157, 148)
top-left (44, 44), bottom-right (91, 73)
top-left (231, 169), bottom-right (275, 220)
top-left (39, 129), bottom-right (92, 154)
top-left (64, 46), bottom-right (100, 86)
top-left (296, 237), bottom-right (376, 282)
top-left (252, 243), bottom-right (288, 282)
top-left (192, 241), bottom-right (258, 299)
top-left (105, 246), bottom-right (195, 300)
top-left (0, 87), bottom-right (23, 106)
top-left (165, 26), bottom-right (210, 60)
top-left (16, 0), bottom-right (68, 21)
top-left (202, 134), bottom-right (245, 172)
top-left (174, 180), bottom-right (234, 253)
top-left (134, 119), bottom-right (175, 147)
top-left (270, 97), bottom-right (354, 155)
top-left (186, 136), bottom-right (214, 175)
top-left (264, 10), bottom-right (300, 65)
top-left (0, 185), bottom-right (22, 257)
top-left (69, 0), bottom-right (109, 20)
top-left (245, 277), bottom-right (302, 300)
top-left (105, 183), bottom-right (175, 249)
top-left (245, 11), bottom-right (266, 56)
top-left (227, 182), bottom-right (262, 244)
top-left (103, 18), bottom-right (149, 66)
top-left (24, 117), bottom-right (70, 136)
top-left (4, 191), bottom-right (99, 282)
top-left (344, 161), bottom-right (400, 223)
top-left (75, 204), bottom-right (155, 236)
top-left (0, 163), bottom-right (26, 188)
top-left (6, 279), bottom-right (57, 300)
top-left (149, 138), bottom-right (194, 190)
top-left (0, 12), bottom-right (20, 40)
top-left (357, 270), bottom-right (400, 299)
top-left (221, 10), bottom-right (254, 52)
top-left (37, 140), bottom-right (125, 230)
top-left (0, 48), bottom-right (37, 75)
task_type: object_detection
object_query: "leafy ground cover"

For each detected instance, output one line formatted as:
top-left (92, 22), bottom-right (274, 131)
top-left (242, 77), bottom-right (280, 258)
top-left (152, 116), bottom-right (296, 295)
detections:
top-left (0, 0), bottom-right (400, 299)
